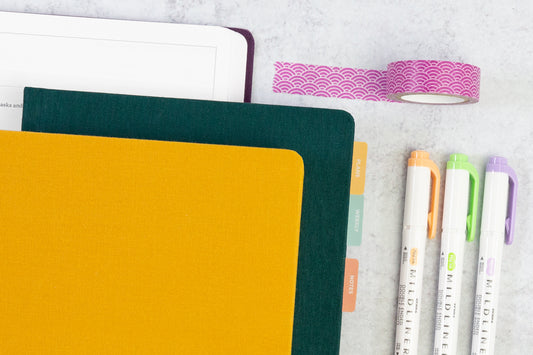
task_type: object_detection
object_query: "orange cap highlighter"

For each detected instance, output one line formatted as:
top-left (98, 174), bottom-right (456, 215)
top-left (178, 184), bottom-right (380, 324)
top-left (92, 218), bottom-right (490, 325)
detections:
top-left (394, 150), bottom-right (441, 355)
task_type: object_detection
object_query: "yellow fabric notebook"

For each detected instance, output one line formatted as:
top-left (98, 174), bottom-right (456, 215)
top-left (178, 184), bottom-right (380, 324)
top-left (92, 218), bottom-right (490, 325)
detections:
top-left (0, 131), bottom-right (304, 354)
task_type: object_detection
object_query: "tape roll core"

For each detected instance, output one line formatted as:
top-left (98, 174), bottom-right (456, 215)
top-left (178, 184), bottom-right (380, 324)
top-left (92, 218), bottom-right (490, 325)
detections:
top-left (393, 93), bottom-right (468, 104)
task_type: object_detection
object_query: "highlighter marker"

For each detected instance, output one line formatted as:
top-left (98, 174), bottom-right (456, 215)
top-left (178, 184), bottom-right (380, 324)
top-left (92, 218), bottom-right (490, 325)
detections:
top-left (395, 151), bottom-right (440, 355)
top-left (471, 157), bottom-right (517, 355)
top-left (433, 154), bottom-right (479, 354)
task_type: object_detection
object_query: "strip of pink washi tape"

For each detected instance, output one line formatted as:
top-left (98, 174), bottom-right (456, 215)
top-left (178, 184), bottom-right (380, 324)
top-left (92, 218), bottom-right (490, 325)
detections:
top-left (273, 60), bottom-right (480, 104)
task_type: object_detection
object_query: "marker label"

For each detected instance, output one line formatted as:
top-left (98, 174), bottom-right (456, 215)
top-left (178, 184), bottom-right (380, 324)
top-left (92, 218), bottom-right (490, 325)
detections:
top-left (410, 248), bottom-right (418, 266)
top-left (487, 258), bottom-right (495, 276)
top-left (447, 252), bottom-right (456, 271)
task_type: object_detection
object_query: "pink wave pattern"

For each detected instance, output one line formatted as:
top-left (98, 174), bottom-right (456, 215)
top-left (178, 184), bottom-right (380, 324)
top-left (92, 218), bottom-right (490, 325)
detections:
top-left (273, 60), bottom-right (480, 103)
top-left (273, 61), bottom-right (390, 101)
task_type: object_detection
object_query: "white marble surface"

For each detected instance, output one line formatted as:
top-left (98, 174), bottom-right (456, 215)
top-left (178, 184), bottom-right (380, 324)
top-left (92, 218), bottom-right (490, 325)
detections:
top-left (1, 1), bottom-right (532, 354)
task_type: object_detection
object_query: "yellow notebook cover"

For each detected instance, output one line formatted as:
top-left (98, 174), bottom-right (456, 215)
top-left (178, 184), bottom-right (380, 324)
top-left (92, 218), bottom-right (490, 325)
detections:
top-left (0, 131), bottom-right (304, 354)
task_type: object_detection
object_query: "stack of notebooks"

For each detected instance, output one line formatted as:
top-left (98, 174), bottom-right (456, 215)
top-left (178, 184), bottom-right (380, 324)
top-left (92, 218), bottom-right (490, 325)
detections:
top-left (0, 11), bottom-right (356, 355)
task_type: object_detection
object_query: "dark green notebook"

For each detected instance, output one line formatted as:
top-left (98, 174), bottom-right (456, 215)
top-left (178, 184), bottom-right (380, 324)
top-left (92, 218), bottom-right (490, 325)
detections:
top-left (22, 87), bottom-right (354, 355)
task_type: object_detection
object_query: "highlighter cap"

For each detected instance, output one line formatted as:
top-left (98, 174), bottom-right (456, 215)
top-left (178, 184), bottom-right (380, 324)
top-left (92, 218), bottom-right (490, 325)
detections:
top-left (407, 150), bottom-right (440, 239)
top-left (447, 153), bottom-right (467, 168)
top-left (486, 156), bottom-right (518, 245)
top-left (408, 150), bottom-right (430, 166)
top-left (446, 153), bottom-right (479, 242)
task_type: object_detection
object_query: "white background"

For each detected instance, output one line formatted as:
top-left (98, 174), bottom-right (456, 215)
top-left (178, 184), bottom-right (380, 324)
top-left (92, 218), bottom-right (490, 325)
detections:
top-left (1, 1), bottom-right (531, 354)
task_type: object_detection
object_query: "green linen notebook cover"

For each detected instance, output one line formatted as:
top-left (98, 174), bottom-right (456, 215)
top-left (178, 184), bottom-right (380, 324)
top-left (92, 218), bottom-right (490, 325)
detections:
top-left (22, 87), bottom-right (355, 355)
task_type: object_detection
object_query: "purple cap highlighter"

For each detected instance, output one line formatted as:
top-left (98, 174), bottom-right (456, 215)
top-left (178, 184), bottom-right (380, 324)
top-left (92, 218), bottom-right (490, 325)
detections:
top-left (486, 156), bottom-right (518, 245)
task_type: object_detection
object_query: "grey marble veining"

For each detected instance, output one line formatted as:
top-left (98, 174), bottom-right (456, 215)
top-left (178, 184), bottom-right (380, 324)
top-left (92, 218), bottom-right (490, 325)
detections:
top-left (0, 1), bottom-right (531, 354)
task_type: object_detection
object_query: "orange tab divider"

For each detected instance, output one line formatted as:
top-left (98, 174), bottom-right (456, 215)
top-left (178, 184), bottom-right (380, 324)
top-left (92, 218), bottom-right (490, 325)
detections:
top-left (342, 258), bottom-right (359, 312)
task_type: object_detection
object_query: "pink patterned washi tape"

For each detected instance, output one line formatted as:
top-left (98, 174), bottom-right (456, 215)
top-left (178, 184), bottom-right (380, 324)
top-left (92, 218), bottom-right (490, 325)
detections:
top-left (273, 60), bottom-right (480, 104)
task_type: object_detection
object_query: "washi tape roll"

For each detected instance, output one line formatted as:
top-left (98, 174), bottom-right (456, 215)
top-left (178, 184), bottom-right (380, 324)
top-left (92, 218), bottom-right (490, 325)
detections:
top-left (273, 60), bottom-right (480, 104)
